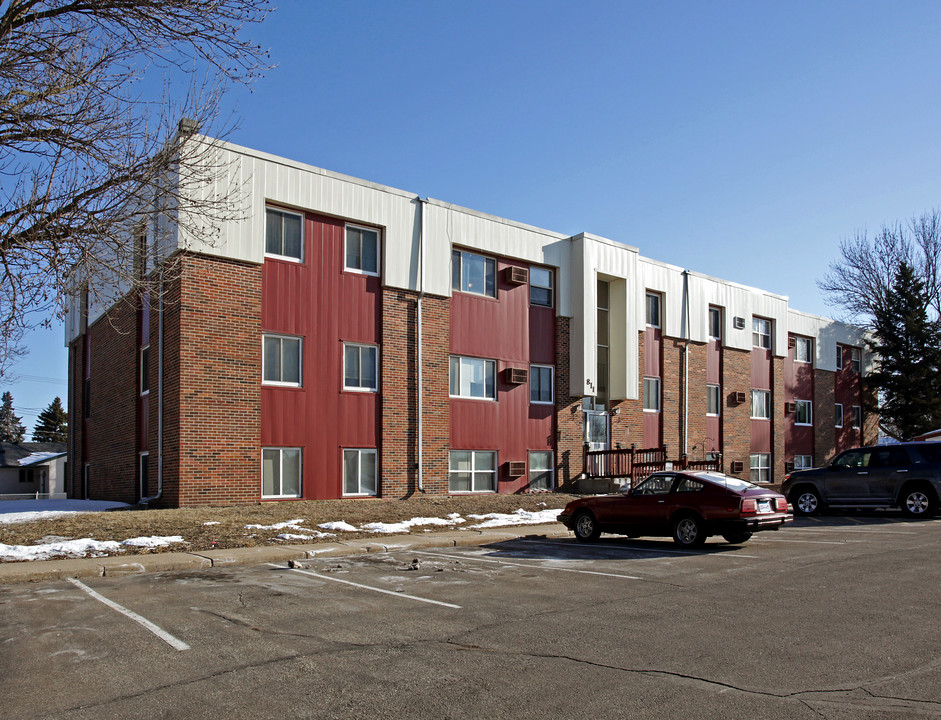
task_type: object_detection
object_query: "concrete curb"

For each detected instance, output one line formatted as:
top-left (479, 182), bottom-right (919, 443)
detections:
top-left (0, 524), bottom-right (573, 584)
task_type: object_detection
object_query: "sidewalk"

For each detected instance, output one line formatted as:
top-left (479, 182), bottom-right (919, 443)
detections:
top-left (0, 523), bottom-right (572, 584)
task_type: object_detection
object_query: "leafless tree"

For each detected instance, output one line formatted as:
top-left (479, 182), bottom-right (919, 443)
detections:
top-left (818, 210), bottom-right (941, 326)
top-left (0, 0), bottom-right (272, 374)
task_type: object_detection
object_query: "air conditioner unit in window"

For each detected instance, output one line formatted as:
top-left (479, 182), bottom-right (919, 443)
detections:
top-left (733, 316), bottom-right (746, 330)
top-left (733, 391), bottom-right (747, 404)
top-left (505, 267), bottom-right (528, 285)
top-left (785, 401), bottom-right (797, 413)
top-left (730, 460), bottom-right (745, 474)
top-left (506, 461), bottom-right (526, 477)
top-left (507, 367), bottom-right (528, 385)
top-left (784, 461), bottom-right (795, 473)
top-left (788, 336), bottom-right (797, 348)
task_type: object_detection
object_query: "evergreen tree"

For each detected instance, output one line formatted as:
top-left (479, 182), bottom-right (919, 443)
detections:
top-left (866, 262), bottom-right (941, 439)
top-left (0, 391), bottom-right (26, 443)
top-left (32, 397), bottom-right (68, 444)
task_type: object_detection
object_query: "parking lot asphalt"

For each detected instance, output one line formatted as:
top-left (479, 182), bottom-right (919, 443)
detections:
top-left (4, 513), bottom-right (941, 719)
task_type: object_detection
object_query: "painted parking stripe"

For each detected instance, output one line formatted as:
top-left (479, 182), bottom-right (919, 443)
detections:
top-left (270, 564), bottom-right (461, 609)
top-left (516, 539), bottom-right (759, 559)
top-left (410, 550), bottom-right (644, 578)
top-left (787, 527), bottom-right (918, 535)
top-left (67, 578), bottom-right (190, 651)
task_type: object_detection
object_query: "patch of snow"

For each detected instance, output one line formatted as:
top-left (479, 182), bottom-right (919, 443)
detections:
top-left (276, 531), bottom-right (335, 541)
top-left (467, 508), bottom-right (562, 528)
top-left (203, 521), bottom-right (220, 526)
top-left (0, 499), bottom-right (131, 525)
top-left (318, 521), bottom-right (360, 532)
top-left (17, 451), bottom-right (65, 466)
top-left (360, 516), bottom-right (467, 534)
top-left (121, 536), bottom-right (186, 548)
top-left (0, 538), bottom-right (123, 562)
top-left (244, 519), bottom-right (307, 531)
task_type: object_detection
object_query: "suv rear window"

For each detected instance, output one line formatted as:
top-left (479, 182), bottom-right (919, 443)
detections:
top-left (915, 444), bottom-right (941, 463)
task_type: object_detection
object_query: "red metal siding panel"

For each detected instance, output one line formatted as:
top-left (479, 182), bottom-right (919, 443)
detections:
top-left (750, 420), bottom-right (772, 453)
top-left (529, 306), bottom-right (555, 364)
top-left (644, 328), bottom-right (661, 377)
top-left (261, 212), bottom-right (381, 500)
top-left (706, 339), bottom-right (721, 385)
top-left (751, 348), bottom-right (772, 389)
top-left (706, 415), bottom-right (721, 452)
top-left (643, 412), bottom-right (661, 447)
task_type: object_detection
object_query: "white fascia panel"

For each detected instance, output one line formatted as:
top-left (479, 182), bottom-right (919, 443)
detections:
top-left (787, 309), bottom-right (871, 372)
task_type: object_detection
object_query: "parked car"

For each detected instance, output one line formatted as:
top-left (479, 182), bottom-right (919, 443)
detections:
top-left (782, 442), bottom-right (941, 518)
top-left (558, 471), bottom-right (791, 547)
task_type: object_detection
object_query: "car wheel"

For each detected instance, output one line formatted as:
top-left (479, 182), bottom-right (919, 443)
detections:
top-left (572, 510), bottom-right (601, 542)
top-left (791, 487), bottom-right (822, 516)
top-left (721, 531), bottom-right (753, 544)
top-left (672, 514), bottom-right (706, 548)
top-left (900, 485), bottom-right (938, 519)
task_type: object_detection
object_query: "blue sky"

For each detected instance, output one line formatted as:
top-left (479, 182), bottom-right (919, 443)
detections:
top-left (9, 1), bottom-right (941, 431)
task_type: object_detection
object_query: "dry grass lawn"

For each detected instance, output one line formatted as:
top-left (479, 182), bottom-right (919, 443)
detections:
top-left (0, 493), bottom-right (580, 561)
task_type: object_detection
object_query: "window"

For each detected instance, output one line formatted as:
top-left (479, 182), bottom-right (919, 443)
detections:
top-left (345, 224), bottom-right (379, 275)
top-left (596, 280), bottom-right (609, 407)
top-left (529, 451), bottom-right (554, 490)
top-left (452, 249), bottom-right (496, 298)
top-left (852, 405), bottom-right (861, 429)
top-left (835, 403), bottom-right (844, 428)
top-left (707, 384), bottom-right (721, 416)
top-left (343, 343), bottom-right (378, 392)
top-left (674, 476), bottom-right (706, 493)
top-left (265, 208), bottom-right (303, 261)
top-left (84, 377), bottom-right (90, 419)
top-left (795, 337), bottom-right (812, 363)
top-left (530, 365), bottom-right (554, 404)
top-left (449, 356), bottom-right (496, 399)
top-left (263, 335), bottom-right (302, 386)
top-left (262, 448), bottom-right (301, 498)
top-left (794, 455), bottom-right (813, 470)
top-left (646, 292), bottom-right (661, 327)
top-left (836, 344), bottom-right (843, 369)
top-left (795, 399), bottom-right (812, 425)
top-left (530, 267), bottom-right (553, 307)
top-left (708, 307), bottom-right (722, 340)
top-left (751, 390), bottom-right (771, 419)
top-left (750, 454), bottom-right (771, 483)
top-left (634, 474), bottom-right (675, 495)
top-left (140, 345), bottom-right (150, 396)
top-left (449, 450), bottom-right (496, 492)
top-left (850, 347), bottom-right (861, 374)
top-left (752, 317), bottom-right (771, 349)
top-left (139, 452), bottom-right (150, 497)
top-left (643, 377), bottom-right (661, 412)
top-left (343, 449), bottom-right (377, 496)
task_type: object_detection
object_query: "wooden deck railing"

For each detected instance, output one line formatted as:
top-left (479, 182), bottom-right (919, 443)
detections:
top-left (583, 445), bottom-right (722, 485)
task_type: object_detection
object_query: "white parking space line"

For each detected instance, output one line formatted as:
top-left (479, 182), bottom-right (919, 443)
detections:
top-left (270, 564), bottom-right (461, 608)
top-left (410, 550), bottom-right (643, 578)
top-left (787, 527), bottom-right (918, 535)
top-left (66, 578), bottom-right (190, 651)
top-left (516, 539), bottom-right (759, 559)
top-left (753, 537), bottom-right (848, 545)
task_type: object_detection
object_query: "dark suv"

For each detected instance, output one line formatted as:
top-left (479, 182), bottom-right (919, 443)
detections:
top-left (782, 443), bottom-right (941, 518)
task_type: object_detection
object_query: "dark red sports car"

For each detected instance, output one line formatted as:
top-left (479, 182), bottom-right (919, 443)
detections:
top-left (558, 471), bottom-right (791, 547)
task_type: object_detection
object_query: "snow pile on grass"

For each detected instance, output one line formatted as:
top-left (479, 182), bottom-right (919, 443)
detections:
top-left (0, 536), bottom-right (187, 561)
top-left (0, 499), bottom-right (130, 526)
top-left (467, 508), bottom-right (562, 528)
top-left (245, 518), bottom-right (336, 540)
top-left (318, 520), bottom-right (360, 532)
top-left (361, 513), bottom-right (465, 534)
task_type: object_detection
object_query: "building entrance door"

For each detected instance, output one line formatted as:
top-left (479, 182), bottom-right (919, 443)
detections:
top-left (585, 410), bottom-right (610, 451)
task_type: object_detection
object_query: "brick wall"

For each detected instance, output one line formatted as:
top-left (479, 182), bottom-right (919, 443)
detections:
top-left (813, 369), bottom-right (836, 465)
top-left (772, 355), bottom-right (786, 482)
top-left (380, 289), bottom-right (450, 497)
top-left (555, 317), bottom-right (583, 491)
top-left (171, 253), bottom-right (262, 507)
top-left (722, 347), bottom-right (752, 479)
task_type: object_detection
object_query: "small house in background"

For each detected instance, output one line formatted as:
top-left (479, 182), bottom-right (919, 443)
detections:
top-left (913, 429), bottom-right (941, 442)
top-left (0, 443), bottom-right (68, 498)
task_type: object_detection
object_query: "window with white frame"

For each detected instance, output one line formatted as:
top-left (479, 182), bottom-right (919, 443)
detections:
top-left (752, 317), bottom-right (771, 349)
top-left (795, 399), bottom-right (812, 425)
top-left (263, 335), bottom-right (302, 386)
top-left (750, 453), bottom-right (771, 483)
top-left (850, 347), bottom-right (861, 374)
top-left (529, 451), bottom-right (554, 490)
top-left (530, 267), bottom-right (553, 307)
top-left (835, 403), bottom-right (844, 428)
top-left (646, 292), bottom-right (661, 327)
top-left (449, 450), bottom-right (496, 492)
top-left (751, 389), bottom-right (771, 419)
top-left (707, 384), bottom-right (721, 416)
top-left (852, 405), bottom-right (861, 429)
top-left (343, 343), bottom-right (378, 392)
top-left (345, 224), bottom-right (380, 275)
top-left (836, 344), bottom-right (843, 369)
top-left (343, 449), bottom-right (377, 496)
top-left (262, 448), bottom-right (301, 498)
top-left (140, 345), bottom-right (150, 396)
top-left (449, 356), bottom-right (496, 400)
top-left (265, 208), bottom-right (303, 261)
top-left (643, 377), bottom-right (661, 412)
top-left (794, 455), bottom-right (813, 470)
top-left (708, 307), bottom-right (722, 340)
top-left (795, 336), bottom-right (812, 363)
top-left (452, 249), bottom-right (496, 298)
top-left (530, 365), bottom-right (554, 404)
